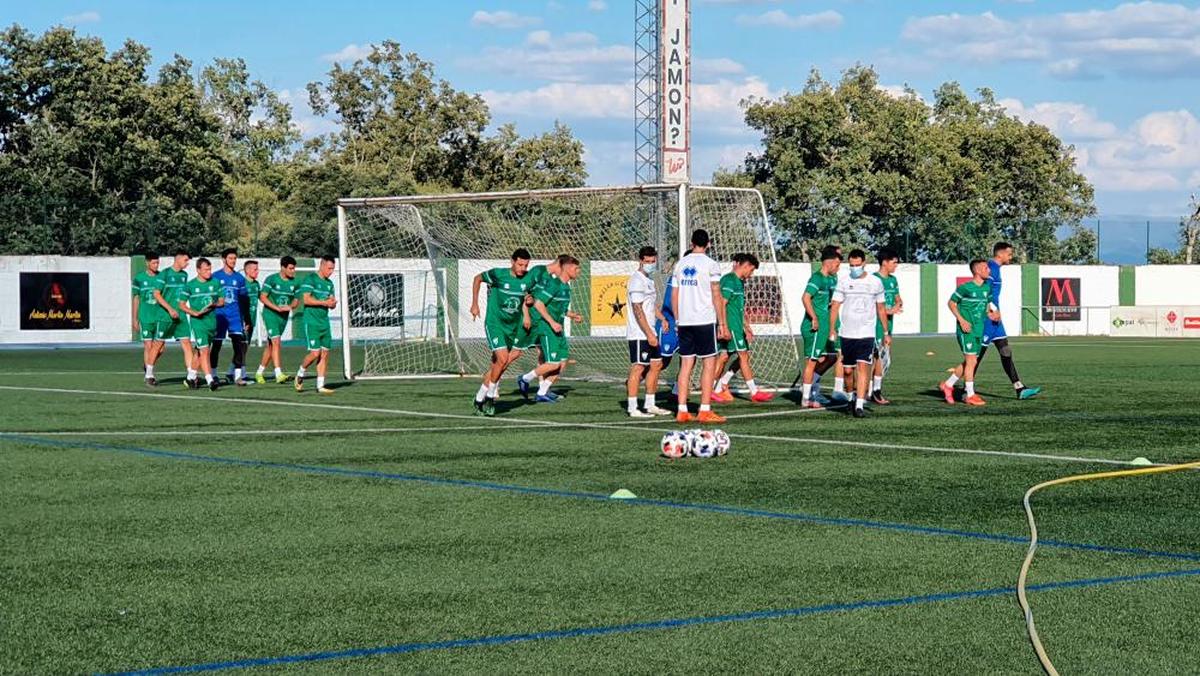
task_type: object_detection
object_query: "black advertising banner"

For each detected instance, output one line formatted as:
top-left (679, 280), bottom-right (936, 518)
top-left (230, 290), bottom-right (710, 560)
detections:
top-left (20, 272), bottom-right (90, 330)
top-left (1041, 277), bottom-right (1081, 321)
top-left (348, 274), bottom-right (405, 327)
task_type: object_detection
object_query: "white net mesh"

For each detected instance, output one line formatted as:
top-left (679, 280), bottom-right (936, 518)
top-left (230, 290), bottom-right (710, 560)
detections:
top-left (338, 184), bottom-right (800, 387)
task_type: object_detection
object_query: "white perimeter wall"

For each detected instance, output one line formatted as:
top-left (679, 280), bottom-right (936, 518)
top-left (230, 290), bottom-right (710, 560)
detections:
top-left (1037, 265), bottom-right (1119, 336)
top-left (0, 256), bottom-right (131, 343)
top-left (1136, 266), bottom-right (1200, 305)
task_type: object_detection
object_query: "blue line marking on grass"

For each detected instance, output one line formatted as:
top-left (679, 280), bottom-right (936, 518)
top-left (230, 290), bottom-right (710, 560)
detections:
top-left (5, 433), bottom-right (1200, 565)
top-left (99, 567), bottom-right (1200, 675)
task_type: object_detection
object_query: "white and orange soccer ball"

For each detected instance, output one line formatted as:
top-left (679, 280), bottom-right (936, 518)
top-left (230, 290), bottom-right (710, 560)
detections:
top-left (660, 431), bottom-right (689, 459)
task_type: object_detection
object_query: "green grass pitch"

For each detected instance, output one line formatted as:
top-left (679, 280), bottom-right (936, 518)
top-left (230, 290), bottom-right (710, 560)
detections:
top-left (2, 337), bottom-right (1200, 674)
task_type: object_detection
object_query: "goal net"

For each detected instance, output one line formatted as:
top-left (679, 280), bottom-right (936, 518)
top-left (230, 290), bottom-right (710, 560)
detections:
top-left (336, 184), bottom-right (800, 387)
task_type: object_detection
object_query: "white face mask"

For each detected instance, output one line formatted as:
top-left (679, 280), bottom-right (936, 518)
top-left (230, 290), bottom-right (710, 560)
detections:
top-left (643, 262), bottom-right (657, 274)
top-left (849, 265), bottom-right (865, 278)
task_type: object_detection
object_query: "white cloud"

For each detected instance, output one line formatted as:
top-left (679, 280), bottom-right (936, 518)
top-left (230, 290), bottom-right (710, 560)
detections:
top-left (695, 57), bottom-right (746, 79)
top-left (587, 0), bottom-right (607, 12)
top-left (1189, 170), bottom-right (1200, 188)
top-left (997, 99), bottom-right (1119, 140)
top-left (902, 2), bottom-right (1200, 79)
top-left (321, 43), bottom-right (373, 63)
top-left (470, 10), bottom-right (541, 29)
top-left (463, 31), bottom-right (633, 82)
top-left (63, 10), bottom-right (100, 23)
top-left (878, 84), bottom-right (925, 103)
top-left (277, 89), bottom-right (340, 138)
top-left (736, 9), bottom-right (844, 30)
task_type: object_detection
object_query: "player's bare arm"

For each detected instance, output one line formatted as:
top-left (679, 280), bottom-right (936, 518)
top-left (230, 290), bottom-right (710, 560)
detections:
top-left (877, 302), bottom-right (892, 347)
top-left (154, 289), bottom-right (178, 319)
top-left (633, 303), bottom-right (657, 347)
top-left (534, 298), bottom-right (561, 334)
top-left (803, 291), bottom-right (819, 334)
top-left (469, 273), bottom-right (484, 319)
top-left (949, 299), bottom-right (971, 333)
top-left (712, 281), bottom-right (730, 341)
top-left (828, 300), bottom-right (841, 342)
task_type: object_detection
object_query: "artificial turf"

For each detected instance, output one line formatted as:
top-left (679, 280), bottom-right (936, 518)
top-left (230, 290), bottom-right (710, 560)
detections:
top-left (2, 336), bottom-right (1199, 674)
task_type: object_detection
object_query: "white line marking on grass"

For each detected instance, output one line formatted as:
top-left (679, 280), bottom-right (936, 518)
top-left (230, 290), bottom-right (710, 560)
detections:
top-left (0, 425), bottom-right (556, 437)
top-left (723, 406), bottom-right (838, 420)
top-left (0, 385), bottom-right (1152, 467)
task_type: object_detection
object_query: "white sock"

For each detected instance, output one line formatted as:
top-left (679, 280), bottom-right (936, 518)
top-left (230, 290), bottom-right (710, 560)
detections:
top-left (646, 394), bottom-right (657, 409)
top-left (187, 368), bottom-right (197, 379)
top-left (627, 396), bottom-right (638, 412)
top-left (746, 379), bottom-right (758, 395)
top-left (235, 367), bottom-right (243, 381)
top-left (297, 366), bottom-right (306, 377)
top-left (856, 397), bottom-right (865, 410)
top-left (475, 383), bottom-right (489, 403)
top-left (274, 367), bottom-right (282, 377)
top-left (522, 370), bottom-right (538, 383)
top-left (487, 382), bottom-right (499, 398)
top-left (256, 365), bottom-right (265, 375)
top-left (716, 371), bottom-right (734, 393)
top-left (678, 403), bottom-right (688, 413)
top-left (802, 383), bottom-right (812, 400)
top-left (205, 373), bottom-right (213, 384)
top-left (945, 373), bottom-right (959, 387)
top-left (145, 365), bottom-right (154, 377)
top-left (537, 379), bottom-right (553, 396)
top-left (317, 376), bottom-right (325, 389)
top-left (834, 376), bottom-right (845, 393)
top-left (700, 403), bottom-right (711, 412)
top-left (966, 382), bottom-right (976, 397)
top-left (872, 376), bottom-right (883, 393)
top-left (1014, 380), bottom-right (1024, 390)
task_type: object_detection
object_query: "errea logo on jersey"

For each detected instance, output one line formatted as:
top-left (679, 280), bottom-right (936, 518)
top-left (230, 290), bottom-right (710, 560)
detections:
top-left (680, 266), bottom-right (700, 287)
top-left (683, 267), bottom-right (697, 277)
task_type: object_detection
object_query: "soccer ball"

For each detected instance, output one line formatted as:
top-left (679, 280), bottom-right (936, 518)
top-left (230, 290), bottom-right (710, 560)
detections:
top-left (712, 430), bottom-right (731, 456)
top-left (660, 431), bottom-right (689, 459)
top-left (689, 429), bottom-right (718, 459)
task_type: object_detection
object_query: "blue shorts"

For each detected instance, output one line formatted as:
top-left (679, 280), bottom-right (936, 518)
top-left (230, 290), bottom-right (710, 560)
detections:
top-left (656, 317), bottom-right (678, 357)
top-left (214, 313), bottom-right (245, 340)
top-left (982, 318), bottom-right (1007, 346)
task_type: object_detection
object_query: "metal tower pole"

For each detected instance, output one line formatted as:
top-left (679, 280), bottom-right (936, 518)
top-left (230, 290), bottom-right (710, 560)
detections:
top-left (634, 0), bottom-right (661, 185)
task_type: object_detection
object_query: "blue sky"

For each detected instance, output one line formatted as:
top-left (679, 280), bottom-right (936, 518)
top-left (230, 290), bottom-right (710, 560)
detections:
top-left (10, 1), bottom-right (1200, 247)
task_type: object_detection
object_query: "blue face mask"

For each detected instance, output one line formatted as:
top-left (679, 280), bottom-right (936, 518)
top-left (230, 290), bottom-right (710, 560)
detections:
top-left (643, 262), bottom-right (657, 274)
top-left (850, 265), bottom-right (865, 278)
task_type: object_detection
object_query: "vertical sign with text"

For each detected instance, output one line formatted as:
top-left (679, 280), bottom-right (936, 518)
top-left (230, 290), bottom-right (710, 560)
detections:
top-left (660, 0), bottom-right (690, 184)
top-left (1041, 277), bottom-right (1082, 321)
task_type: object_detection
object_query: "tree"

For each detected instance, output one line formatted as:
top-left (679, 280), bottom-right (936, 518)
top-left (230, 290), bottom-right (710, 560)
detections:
top-left (728, 66), bottom-right (1096, 262)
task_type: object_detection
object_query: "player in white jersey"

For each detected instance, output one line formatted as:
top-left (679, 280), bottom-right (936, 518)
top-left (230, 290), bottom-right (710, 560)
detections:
top-left (671, 229), bottom-right (728, 425)
top-left (625, 246), bottom-right (672, 417)
top-left (828, 249), bottom-right (891, 418)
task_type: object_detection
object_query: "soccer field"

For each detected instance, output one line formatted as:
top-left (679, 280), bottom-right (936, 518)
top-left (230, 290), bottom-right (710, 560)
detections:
top-left (3, 337), bottom-right (1200, 674)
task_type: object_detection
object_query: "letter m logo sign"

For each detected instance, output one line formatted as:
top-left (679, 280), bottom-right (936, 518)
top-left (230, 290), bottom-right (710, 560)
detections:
top-left (1041, 277), bottom-right (1081, 321)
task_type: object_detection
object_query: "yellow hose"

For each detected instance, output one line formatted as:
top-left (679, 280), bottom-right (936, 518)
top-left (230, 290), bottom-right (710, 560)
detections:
top-left (1018, 459), bottom-right (1200, 676)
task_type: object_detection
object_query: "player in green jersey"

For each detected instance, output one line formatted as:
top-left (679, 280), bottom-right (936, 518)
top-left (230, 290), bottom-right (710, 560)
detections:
top-left (295, 256), bottom-right (337, 395)
top-left (131, 253), bottom-right (178, 387)
top-left (799, 246), bottom-right (842, 408)
top-left (155, 250), bottom-right (196, 387)
top-left (513, 256), bottom-right (563, 399)
top-left (940, 259), bottom-right (992, 406)
top-left (242, 260), bottom-right (261, 341)
top-left (255, 256), bottom-right (300, 384)
top-left (469, 248), bottom-right (534, 415)
top-left (710, 253), bottom-right (774, 404)
top-left (870, 248), bottom-right (903, 405)
top-left (177, 258), bottom-right (225, 391)
top-left (517, 255), bottom-right (582, 403)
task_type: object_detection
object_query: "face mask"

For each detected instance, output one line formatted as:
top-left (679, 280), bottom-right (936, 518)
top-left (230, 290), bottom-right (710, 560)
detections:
top-left (850, 265), bottom-right (865, 278)
top-left (643, 262), bottom-right (657, 274)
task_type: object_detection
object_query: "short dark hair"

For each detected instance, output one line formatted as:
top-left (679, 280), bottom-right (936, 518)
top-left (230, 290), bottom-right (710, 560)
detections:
top-left (820, 246), bottom-right (842, 262)
top-left (280, 255), bottom-right (297, 267)
top-left (143, 253), bottom-right (157, 262)
top-left (848, 249), bottom-right (867, 262)
top-left (691, 229), bottom-right (710, 248)
top-left (993, 241), bottom-right (1013, 255)
top-left (970, 258), bottom-right (989, 271)
top-left (243, 260), bottom-right (258, 268)
top-left (221, 247), bottom-right (237, 258)
top-left (877, 248), bottom-right (899, 263)
top-left (196, 257), bottom-right (211, 269)
top-left (638, 246), bottom-right (657, 260)
top-left (320, 255), bottom-right (336, 264)
top-left (559, 254), bottom-right (581, 267)
top-left (511, 248), bottom-right (531, 261)
top-left (733, 252), bottom-right (759, 268)
top-left (174, 249), bottom-right (189, 258)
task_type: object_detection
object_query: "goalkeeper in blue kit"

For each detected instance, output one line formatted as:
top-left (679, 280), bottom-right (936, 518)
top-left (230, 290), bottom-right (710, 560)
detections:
top-left (978, 242), bottom-right (1041, 400)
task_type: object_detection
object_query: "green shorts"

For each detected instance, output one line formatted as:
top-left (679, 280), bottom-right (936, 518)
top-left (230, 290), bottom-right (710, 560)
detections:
top-left (957, 330), bottom-right (983, 356)
top-left (263, 311), bottom-right (289, 340)
top-left (513, 324), bottom-right (538, 351)
top-left (538, 328), bottom-right (569, 363)
top-left (802, 327), bottom-right (837, 361)
top-left (720, 326), bottom-right (749, 354)
top-left (162, 316), bottom-right (189, 341)
top-left (138, 318), bottom-right (169, 342)
top-left (484, 319), bottom-right (521, 352)
top-left (305, 321), bottom-right (332, 352)
top-left (189, 319), bottom-right (215, 349)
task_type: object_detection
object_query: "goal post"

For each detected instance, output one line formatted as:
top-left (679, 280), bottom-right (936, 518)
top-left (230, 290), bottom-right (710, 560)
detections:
top-left (336, 183), bottom-right (800, 387)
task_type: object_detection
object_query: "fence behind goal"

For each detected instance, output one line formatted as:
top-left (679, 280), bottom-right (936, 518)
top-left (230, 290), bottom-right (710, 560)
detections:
top-left (336, 184), bottom-right (800, 387)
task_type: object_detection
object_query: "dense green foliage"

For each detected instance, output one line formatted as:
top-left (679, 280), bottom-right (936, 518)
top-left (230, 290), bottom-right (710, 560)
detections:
top-left (0, 28), bottom-right (586, 257)
top-left (719, 67), bottom-right (1099, 263)
top-left (3, 338), bottom-right (1200, 673)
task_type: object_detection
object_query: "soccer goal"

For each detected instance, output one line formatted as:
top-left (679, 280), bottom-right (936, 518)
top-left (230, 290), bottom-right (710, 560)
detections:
top-left (336, 183), bottom-right (800, 386)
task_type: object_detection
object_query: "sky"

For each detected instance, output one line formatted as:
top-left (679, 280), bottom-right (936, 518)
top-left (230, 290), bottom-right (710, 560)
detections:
top-left (8, 1), bottom-right (1200, 259)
